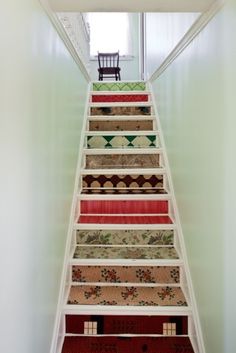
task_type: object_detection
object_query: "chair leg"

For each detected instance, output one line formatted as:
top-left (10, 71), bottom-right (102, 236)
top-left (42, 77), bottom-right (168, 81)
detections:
top-left (118, 72), bottom-right (121, 81)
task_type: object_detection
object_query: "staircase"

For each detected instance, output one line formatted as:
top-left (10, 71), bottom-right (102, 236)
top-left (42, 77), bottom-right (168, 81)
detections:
top-left (56, 81), bottom-right (202, 353)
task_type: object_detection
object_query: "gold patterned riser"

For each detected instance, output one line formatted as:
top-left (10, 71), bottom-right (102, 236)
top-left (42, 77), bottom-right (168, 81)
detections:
top-left (76, 229), bottom-right (174, 245)
top-left (72, 265), bottom-right (180, 284)
top-left (85, 154), bottom-right (160, 169)
top-left (73, 246), bottom-right (178, 260)
top-left (82, 174), bottom-right (164, 189)
top-left (67, 285), bottom-right (187, 306)
top-left (89, 120), bottom-right (153, 131)
top-left (90, 106), bottom-right (151, 116)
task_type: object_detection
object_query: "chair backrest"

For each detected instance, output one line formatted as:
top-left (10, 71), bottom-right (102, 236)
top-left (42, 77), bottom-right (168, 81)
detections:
top-left (98, 52), bottom-right (120, 69)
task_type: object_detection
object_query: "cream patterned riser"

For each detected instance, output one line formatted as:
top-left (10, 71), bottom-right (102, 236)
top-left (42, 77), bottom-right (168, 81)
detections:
top-left (72, 265), bottom-right (180, 284)
top-left (86, 135), bottom-right (158, 149)
top-left (76, 229), bottom-right (174, 245)
top-left (91, 106), bottom-right (151, 116)
top-left (85, 154), bottom-right (160, 169)
top-left (89, 120), bottom-right (154, 131)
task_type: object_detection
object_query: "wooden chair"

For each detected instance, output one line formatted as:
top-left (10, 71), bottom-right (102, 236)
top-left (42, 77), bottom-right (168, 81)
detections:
top-left (97, 52), bottom-right (121, 81)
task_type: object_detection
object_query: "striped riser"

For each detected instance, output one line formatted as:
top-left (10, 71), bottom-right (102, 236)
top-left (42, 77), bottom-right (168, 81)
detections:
top-left (71, 266), bottom-right (180, 283)
top-left (92, 82), bottom-right (146, 91)
top-left (65, 314), bottom-right (188, 334)
top-left (76, 229), bottom-right (174, 245)
top-left (62, 336), bottom-right (194, 353)
top-left (80, 200), bottom-right (169, 214)
top-left (82, 175), bottom-right (164, 189)
top-left (85, 154), bottom-right (160, 169)
top-left (89, 120), bottom-right (154, 131)
top-left (67, 285), bottom-right (187, 306)
top-left (86, 135), bottom-right (157, 149)
top-left (90, 106), bottom-right (151, 116)
top-left (91, 94), bottom-right (149, 103)
top-left (78, 215), bottom-right (172, 224)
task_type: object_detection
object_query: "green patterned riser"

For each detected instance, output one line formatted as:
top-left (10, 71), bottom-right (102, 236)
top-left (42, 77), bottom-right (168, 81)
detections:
top-left (72, 265), bottom-right (180, 284)
top-left (92, 82), bottom-right (146, 91)
top-left (87, 135), bottom-right (157, 149)
top-left (76, 229), bottom-right (174, 245)
top-left (74, 246), bottom-right (178, 260)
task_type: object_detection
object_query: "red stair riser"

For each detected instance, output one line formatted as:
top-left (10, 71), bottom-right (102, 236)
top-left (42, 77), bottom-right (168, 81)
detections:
top-left (78, 215), bottom-right (172, 224)
top-left (65, 315), bottom-right (188, 334)
top-left (62, 336), bottom-right (194, 353)
top-left (80, 200), bottom-right (168, 214)
top-left (91, 94), bottom-right (149, 103)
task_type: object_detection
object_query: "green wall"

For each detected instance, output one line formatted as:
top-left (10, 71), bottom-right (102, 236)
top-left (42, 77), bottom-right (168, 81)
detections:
top-left (150, 2), bottom-right (236, 353)
top-left (0, 1), bottom-right (88, 353)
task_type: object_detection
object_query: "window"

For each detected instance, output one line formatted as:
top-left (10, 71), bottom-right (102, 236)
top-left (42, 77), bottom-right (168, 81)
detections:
top-left (163, 323), bottom-right (176, 335)
top-left (84, 321), bottom-right (97, 335)
top-left (87, 13), bottom-right (132, 56)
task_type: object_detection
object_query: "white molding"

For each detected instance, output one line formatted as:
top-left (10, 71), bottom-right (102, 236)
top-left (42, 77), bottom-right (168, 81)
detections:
top-left (38, 0), bottom-right (91, 82)
top-left (147, 81), bottom-right (205, 353)
top-left (149, 0), bottom-right (226, 82)
top-left (49, 83), bottom-right (92, 353)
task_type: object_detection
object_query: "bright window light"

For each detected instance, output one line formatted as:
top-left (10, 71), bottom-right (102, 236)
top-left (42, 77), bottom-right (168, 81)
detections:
top-left (87, 13), bottom-right (131, 56)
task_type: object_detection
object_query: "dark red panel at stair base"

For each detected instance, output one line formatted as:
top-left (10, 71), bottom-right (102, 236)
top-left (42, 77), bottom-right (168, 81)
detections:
top-left (62, 336), bottom-right (194, 353)
top-left (91, 94), bottom-right (149, 103)
top-left (65, 315), bottom-right (188, 334)
top-left (78, 215), bottom-right (173, 224)
top-left (80, 200), bottom-right (169, 214)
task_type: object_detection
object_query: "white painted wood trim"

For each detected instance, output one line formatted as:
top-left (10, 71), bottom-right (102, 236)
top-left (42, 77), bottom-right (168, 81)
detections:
top-left (69, 259), bottom-right (183, 266)
top-left (38, 0), bottom-right (91, 82)
top-left (78, 194), bottom-right (171, 201)
top-left (149, 0), bottom-right (226, 82)
top-left (80, 167), bottom-right (166, 175)
top-left (147, 81), bottom-right (205, 353)
top-left (49, 83), bottom-right (92, 353)
top-left (85, 130), bottom-right (158, 136)
top-left (88, 115), bottom-right (155, 121)
top-left (83, 147), bottom-right (162, 154)
top-left (63, 305), bottom-right (192, 316)
top-left (74, 223), bottom-right (176, 231)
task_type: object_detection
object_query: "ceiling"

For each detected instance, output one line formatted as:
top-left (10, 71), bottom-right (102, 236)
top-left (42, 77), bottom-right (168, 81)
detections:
top-left (49, 0), bottom-right (217, 13)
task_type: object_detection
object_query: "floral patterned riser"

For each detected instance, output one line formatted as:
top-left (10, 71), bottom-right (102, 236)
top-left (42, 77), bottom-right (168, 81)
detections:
top-left (85, 154), bottom-right (160, 169)
top-left (81, 188), bottom-right (167, 195)
top-left (76, 229), bottom-right (174, 245)
top-left (73, 246), bottom-right (178, 260)
top-left (91, 106), bottom-right (151, 116)
top-left (92, 82), bottom-right (146, 91)
top-left (82, 174), bottom-right (164, 189)
top-left (89, 120), bottom-right (153, 132)
top-left (68, 285), bottom-right (187, 306)
top-left (87, 135), bottom-right (157, 149)
top-left (62, 336), bottom-right (194, 353)
top-left (72, 266), bottom-right (180, 284)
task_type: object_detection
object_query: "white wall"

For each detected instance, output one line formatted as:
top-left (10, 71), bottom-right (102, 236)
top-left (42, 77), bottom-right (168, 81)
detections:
top-left (150, 2), bottom-right (236, 352)
top-left (89, 13), bottom-right (140, 81)
top-left (0, 1), bottom-right (88, 353)
top-left (145, 12), bottom-right (199, 77)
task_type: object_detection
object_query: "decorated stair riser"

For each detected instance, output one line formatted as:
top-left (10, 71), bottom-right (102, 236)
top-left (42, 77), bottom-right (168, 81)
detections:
top-left (89, 120), bottom-right (154, 132)
top-left (86, 135), bottom-right (158, 149)
top-left (92, 82), bottom-right (146, 91)
top-left (90, 106), bottom-right (151, 116)
top-left (91, 94), bottom-right (149, 103)
top-left (85, 154), bottom-right (160, 169)
top-left (73, 246), bottom-right (178, 260)
top-left (82, 175), bottom-right (164, 189)
top-left (62, 336), bottom-right (194, 353)
top-left (72, 266), bottom-right (180, 283)
top-left (68, 285), bottom-right (187, 306)
top-left (65, 314), bottom-right (188, 335)
top-left (80, 200), bottom-right (169, 215)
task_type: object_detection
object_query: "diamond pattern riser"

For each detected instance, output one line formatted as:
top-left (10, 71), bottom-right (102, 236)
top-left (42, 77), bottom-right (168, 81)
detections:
top-left (87, 135), bottom-right (157, 149)
top-left (92, 82), bottom-right (146, 91)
